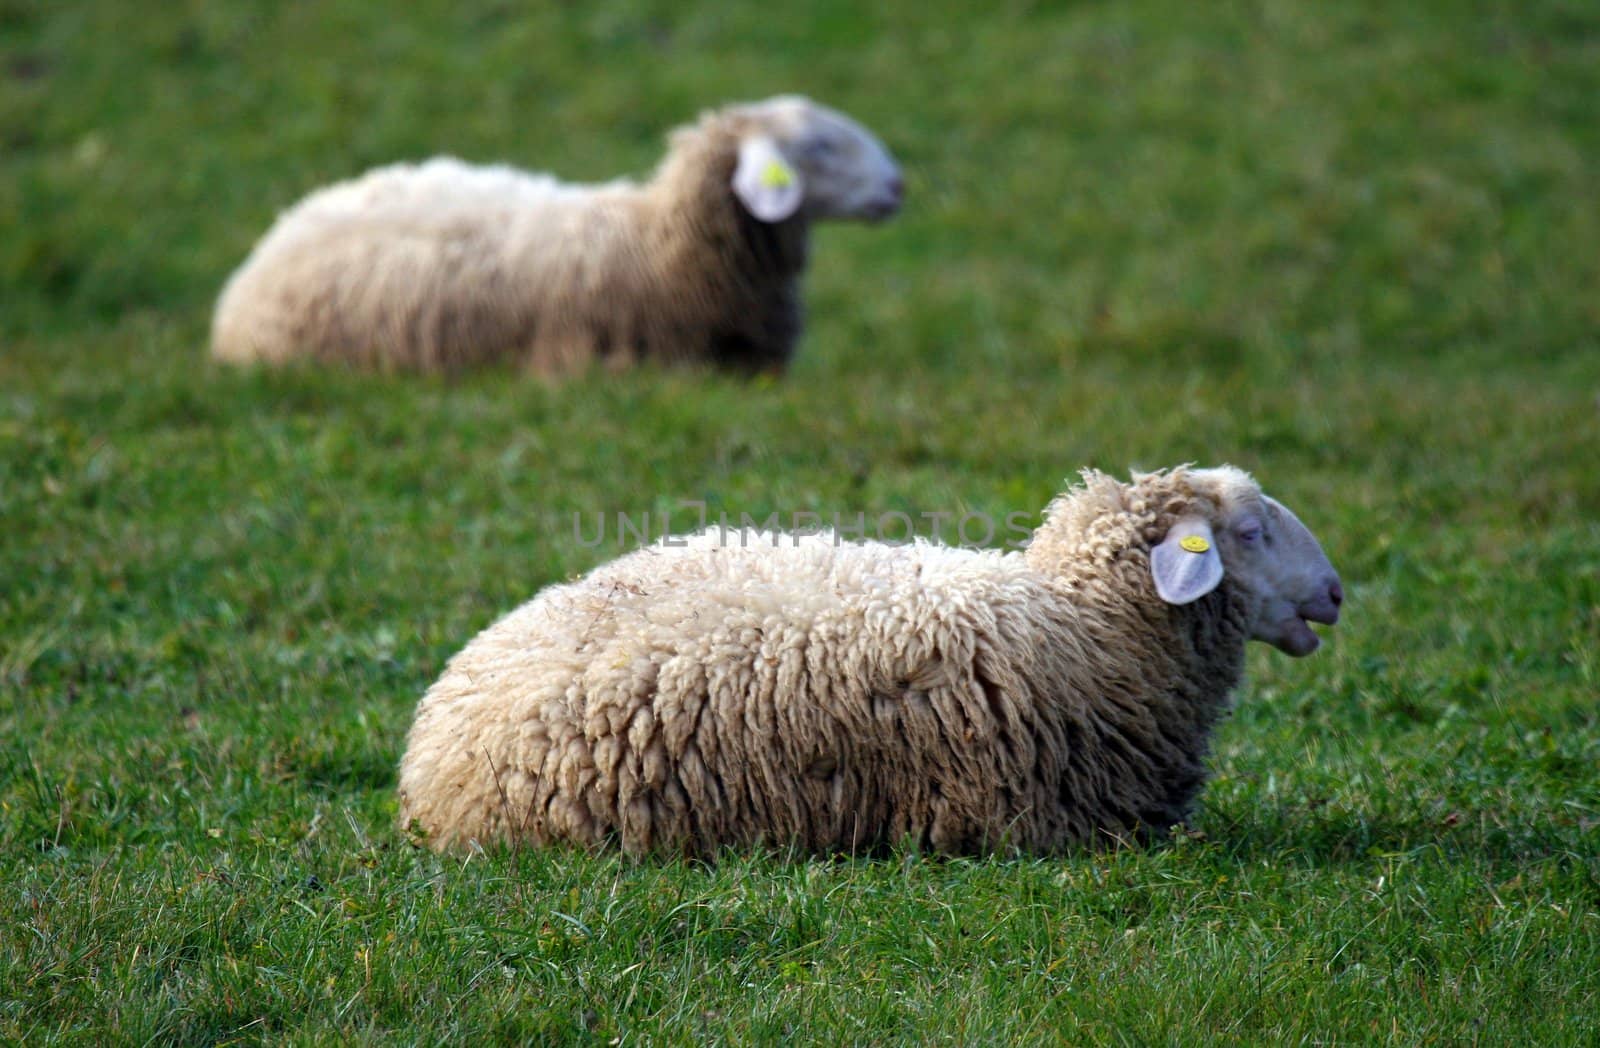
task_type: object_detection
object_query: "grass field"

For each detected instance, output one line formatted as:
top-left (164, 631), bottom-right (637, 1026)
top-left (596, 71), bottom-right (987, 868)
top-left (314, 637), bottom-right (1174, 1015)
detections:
top-left (4, 0), bottom-right (1600, 1042)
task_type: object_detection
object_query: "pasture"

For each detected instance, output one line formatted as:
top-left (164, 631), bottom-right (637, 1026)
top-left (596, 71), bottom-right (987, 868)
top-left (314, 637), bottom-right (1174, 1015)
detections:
top-left (3, 1), bottom-right (1598, 1041)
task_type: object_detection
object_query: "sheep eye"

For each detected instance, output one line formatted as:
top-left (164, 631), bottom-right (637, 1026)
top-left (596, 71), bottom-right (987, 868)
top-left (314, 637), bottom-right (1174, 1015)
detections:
top-left (804, 138), bottom-right (838, 158)
top-left (1237, 524), bottom-right (1262, 543)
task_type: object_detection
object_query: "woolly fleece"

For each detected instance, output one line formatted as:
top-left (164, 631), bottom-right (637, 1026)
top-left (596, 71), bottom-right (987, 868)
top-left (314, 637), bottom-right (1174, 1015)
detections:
top-left (210, 96), bottom-right (901, 374)
top-left (397, 466), bottom-right (1342, 856)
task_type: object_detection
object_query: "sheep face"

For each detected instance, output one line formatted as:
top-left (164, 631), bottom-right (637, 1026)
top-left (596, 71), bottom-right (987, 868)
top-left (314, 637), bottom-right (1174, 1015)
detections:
top-left (1152, 470), bottom-right (1343, 657)
top-left (732, 96), bottom-right (903, 223)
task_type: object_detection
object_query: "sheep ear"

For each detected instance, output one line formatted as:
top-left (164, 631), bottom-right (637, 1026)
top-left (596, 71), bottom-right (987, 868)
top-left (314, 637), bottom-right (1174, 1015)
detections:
top-left (732, 136), bottom-right (804, 222)
top-left (1151, 517), bottom-right (1223, 605)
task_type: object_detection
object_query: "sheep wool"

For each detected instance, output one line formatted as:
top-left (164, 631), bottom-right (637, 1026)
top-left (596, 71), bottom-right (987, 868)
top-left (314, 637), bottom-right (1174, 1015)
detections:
top-left (210, 96), bottom-right (903, 375)
top-left (396, 466), bottom-right (1344, 856)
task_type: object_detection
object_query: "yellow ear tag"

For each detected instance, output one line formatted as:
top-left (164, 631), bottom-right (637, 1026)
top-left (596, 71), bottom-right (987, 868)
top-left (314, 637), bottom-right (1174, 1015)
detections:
top-left (760, 159), bottom-right (794, 189)
top-left (1179, 535), bottom-right (1211, 554)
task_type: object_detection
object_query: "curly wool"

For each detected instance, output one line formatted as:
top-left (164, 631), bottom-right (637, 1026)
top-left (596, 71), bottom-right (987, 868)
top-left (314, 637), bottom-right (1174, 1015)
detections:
top-left (396, 467), bottom-right (1255, 856)
top-left (211, 109), bottom-right (818, 375)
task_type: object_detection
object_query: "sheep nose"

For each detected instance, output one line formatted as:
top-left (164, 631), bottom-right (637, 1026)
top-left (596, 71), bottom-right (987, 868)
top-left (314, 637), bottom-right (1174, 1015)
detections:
top-left (886, 174), bottom-right (904, 200)
top-left (1329, 580), bottom-right (1344, 607)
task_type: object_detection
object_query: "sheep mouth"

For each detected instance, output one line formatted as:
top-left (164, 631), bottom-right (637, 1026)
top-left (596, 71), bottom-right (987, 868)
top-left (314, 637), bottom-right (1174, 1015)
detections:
top-left (1300, 602), bottom-right (1340, 628)
top-left (861, 195), bottom-right (903, 221)
top-left (1272, 617), bottom-right (1323, 657)
top-left (1270, 602), bottom-right (1339, 657)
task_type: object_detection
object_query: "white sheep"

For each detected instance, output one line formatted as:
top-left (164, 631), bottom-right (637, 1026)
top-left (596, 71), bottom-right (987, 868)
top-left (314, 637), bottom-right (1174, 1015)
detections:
top-left (210, 95), bottom-right (903, 374)
top-left (396, 465), bottom-right (1344, 856)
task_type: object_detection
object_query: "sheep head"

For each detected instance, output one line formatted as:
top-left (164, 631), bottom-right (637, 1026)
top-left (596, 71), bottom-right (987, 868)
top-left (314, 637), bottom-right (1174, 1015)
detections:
top-left (727, 95), bottom-right (904, 224)
top-left (1151, 467), bottom-right (1343, 657)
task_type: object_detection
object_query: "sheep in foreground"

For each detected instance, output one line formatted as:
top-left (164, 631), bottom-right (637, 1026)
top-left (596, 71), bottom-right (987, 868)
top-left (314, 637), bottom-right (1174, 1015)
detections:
top-left (397, 465), bottom-right (1344, 856)
top-left (211, 95), bottom-right (903, 375)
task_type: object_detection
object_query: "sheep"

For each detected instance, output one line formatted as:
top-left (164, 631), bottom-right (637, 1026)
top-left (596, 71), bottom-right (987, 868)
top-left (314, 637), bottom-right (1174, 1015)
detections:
top-left (210, 95), bottom-right (903, 375)
top-left (396, 465), bottom-right (1344, 857)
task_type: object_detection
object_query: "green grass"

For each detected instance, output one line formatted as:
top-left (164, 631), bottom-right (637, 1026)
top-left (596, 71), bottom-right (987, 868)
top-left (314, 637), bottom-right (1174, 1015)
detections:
top-left (4, 0), bottom-right (1600, 1041)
